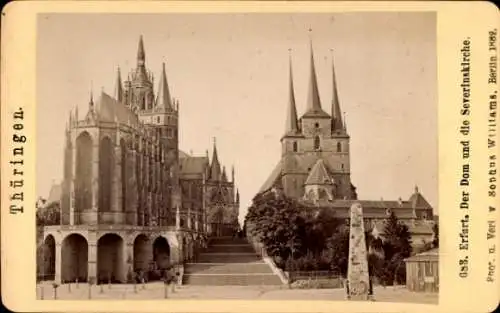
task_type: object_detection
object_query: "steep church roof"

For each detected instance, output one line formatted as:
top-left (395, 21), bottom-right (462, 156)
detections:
top-left (209, 139), bottom-right (222, 180)
top-left (330, 53), bottom-right (344, 131)
top-left (409, 186), bottom-right (432, 208)
top-left (45, 183), bottom-right (62, 207)
top-left (302, 41), bottom-right (330, 119)
top-left (114, 67), bottom-right (123, 103)
top-left (284, 54), bottom-right (300, 136)
top-left (156, 62), bottom-right (173, 109)
top-left (304, 159), bottom-right (333, 185)
top-left (258, 160), bottom-right (283, 194)
top-left (179, 156), bottom-right (209, 177)
top-left (95, 91), bottom-right (139, 125)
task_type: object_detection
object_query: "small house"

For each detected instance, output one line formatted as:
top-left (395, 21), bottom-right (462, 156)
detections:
top-left (404, 248), bottom-right (439, 292)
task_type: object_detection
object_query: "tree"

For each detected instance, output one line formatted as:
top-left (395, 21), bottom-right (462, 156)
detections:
top-left (36, 200), bottom-right (61, 226)
top-left (381, 212), bottom-right (412, 285)
top-left (245, 192), bottom-right (306, 260)
top-left (432, 223), bottom-right (439, 248)
top-left (324, 226), bottom-right (350, 276)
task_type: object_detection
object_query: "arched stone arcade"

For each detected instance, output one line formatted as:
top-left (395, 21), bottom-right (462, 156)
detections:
top-left (97, 233), bottom-right (124, 283)
top-left (40, 235), bottom-right (56, 281)
top-left (133, 234), bottom-right (151, 275)
top-left (152, 236), bottom-right (170, 270)
top-left (61, 233), bottom-right (88, 283)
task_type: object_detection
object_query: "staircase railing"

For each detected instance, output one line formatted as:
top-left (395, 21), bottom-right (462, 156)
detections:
top-left (246, 234), bottom-right (289, 285)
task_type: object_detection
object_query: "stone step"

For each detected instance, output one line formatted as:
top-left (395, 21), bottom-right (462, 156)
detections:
top-left (184, 262), bottom-right (273, 274)
top-left (209, 237), bottom-right (249, 245)
top-left (196, 253), bottom-right (262, 263)
top-left (182, 273), bottom-right (283, 286)
top-left (206, 245), bottom-right (255, 253)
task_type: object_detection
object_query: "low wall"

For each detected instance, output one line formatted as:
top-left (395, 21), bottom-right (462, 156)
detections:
top-left (246, 235), bottom-right (288, 285)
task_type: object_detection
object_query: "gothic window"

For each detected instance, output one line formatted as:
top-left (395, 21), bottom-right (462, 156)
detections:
top-left (157, 116), bottom-right (160, 124)
top-left (293, 141), bottom-right (298, 152)
top-left (314, 136), bottom-right (320, 150)
top-left (99, 136), bottom-right (114, 213)
top-left (75, 132), bottom-right (93, 222)
top-left (120, 139), bottom-right (127, 213)
top-left (337, 142), bottom-right (342, 152)
top-left (315, 122), bottom-right (319, 128)
top-left (341, 163), bottom-right (345, 171)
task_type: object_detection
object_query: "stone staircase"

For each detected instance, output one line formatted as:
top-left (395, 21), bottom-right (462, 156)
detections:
top-left (183, 236), bottom-right (283, 286)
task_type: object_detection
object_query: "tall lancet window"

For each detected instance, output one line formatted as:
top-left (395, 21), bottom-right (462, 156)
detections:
top-left (293, 141), bottom-right (298, 152)
top-left (314, 136), bottom-right (320, 150)
top-left (337, 142), bottom-right (342, 152)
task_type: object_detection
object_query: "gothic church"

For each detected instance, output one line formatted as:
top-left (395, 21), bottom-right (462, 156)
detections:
top-left (258, 43), bottom-right (435, 248)
top-left (37, 36), bottom-right (239, 284)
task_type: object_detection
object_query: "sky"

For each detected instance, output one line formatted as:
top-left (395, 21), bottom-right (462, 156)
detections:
top-left (37, 12), bottom-right (438, 223)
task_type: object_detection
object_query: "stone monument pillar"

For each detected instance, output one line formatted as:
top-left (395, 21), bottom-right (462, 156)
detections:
top-left (347, 203), bottom-right (370, 301)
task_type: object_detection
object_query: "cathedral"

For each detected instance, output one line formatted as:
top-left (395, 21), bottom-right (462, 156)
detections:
top-left (37, 36), bottom-right (239, 284)
top-left (257, 43), bottom-right (435, 248)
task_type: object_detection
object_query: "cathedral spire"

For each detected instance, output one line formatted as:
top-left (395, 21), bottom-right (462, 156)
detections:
top-left (305, 39), bottom-right (323, 115)
top-left (137, 35), bottom-right (146, 67)
top-left (210, 138), bottom-right (221, 180)
top-left (221, 166), bottom-right (228, 182)
top-left (231, 165), bottom-right (235, 183)
top-left (156, 62), bottom-right (173, 109)
top-left (114, 67), bottom-right (123, 102)
top-left (330, 50), bottom-right (343, 131)
top-left (88, 87), bottom-right (94, 111)
top-left (284, 50), bottom-right (299, 135)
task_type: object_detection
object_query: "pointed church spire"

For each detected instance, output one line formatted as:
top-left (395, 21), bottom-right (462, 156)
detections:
top-left (231, 165), bottom-right (235, 183)
top-left (137, 35), bottom-right (146, 66)
top-left (89, 87), bottom-right (94, 109)
top-left (330, 50), bottom-right (343, 131)
top-left (236, 188), bottom-right (240, 204)
top-left (221, 166), bottom-right (228, 182)
top-left (115, 67), bottom-right (123, 102)
top-left (210, 137), bottom-right (221, 180)
top-left (156, 62), bottom-right (173, 108)
top-left (304, 39), bottom-right (324, 115)
top-left (284, 49), bottom-right (299, 135)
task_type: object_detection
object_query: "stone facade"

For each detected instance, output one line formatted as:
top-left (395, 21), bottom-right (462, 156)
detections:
top-left (257, 43), bottom-right (435, 247)
top-left (39, 36), bottom-right (239, 284)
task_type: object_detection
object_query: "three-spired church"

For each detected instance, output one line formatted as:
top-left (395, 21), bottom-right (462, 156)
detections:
top-left (37, 36), bottom-right (239, 284)
top-left (257, 44), bottom-right (436, 248)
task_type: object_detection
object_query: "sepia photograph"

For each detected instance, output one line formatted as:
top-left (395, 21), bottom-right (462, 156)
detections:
top-left (33, 12), bottom-right (440, 303)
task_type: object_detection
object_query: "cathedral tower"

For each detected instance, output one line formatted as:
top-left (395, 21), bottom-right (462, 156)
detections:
top-left (276, 43), bottom-right (357, 200)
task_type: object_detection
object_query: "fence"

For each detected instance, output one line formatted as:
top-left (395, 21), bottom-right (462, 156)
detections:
top-left (287, 271), bottom-right (341, 282)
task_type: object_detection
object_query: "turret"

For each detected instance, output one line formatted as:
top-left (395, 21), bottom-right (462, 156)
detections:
top-left (114, 67), bottom-right (123, 103)
top-left (209, 138), bottom-right (221, 181)
top-left (330, 50), bottom-right (344, 133)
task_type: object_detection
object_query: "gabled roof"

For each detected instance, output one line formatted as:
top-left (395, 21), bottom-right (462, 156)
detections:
top-left (409, 190), bottom-right (432, 209)
top-left (305, 159), bottom-right (333, 185)
top-left (405, 248), bottom-right (438, 262)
